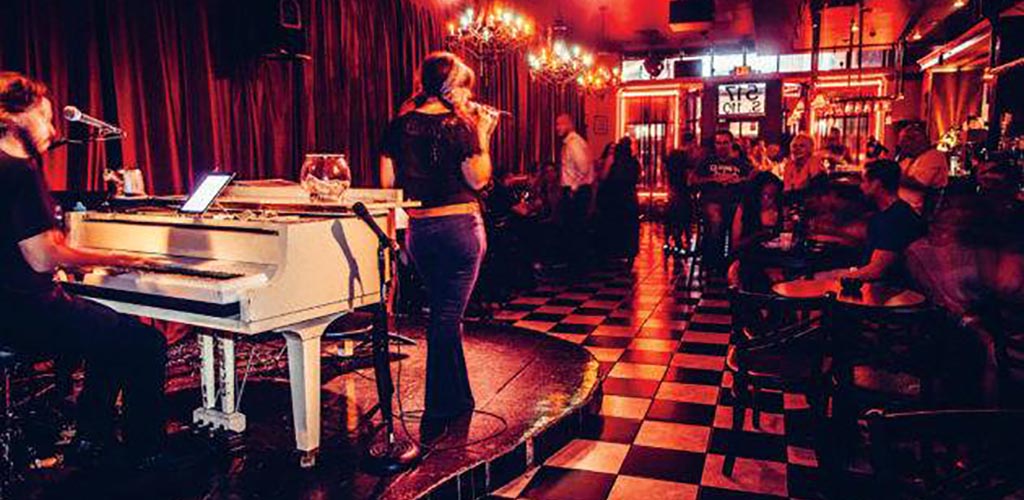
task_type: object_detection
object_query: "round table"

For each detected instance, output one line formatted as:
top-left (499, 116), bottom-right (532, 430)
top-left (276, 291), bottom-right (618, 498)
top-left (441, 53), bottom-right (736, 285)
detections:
top-left (771, 278), bottom-right (839, 299)
top-left (805, 233), bottom-right (851, 246)
top-left (772, 278), bottom-right (926, 309)
top-left (835, 284), bottom-right (926, 309)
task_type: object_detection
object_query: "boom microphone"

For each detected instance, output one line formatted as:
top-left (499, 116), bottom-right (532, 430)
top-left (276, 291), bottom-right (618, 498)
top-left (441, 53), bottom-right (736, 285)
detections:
top-left (62, 106), bottom-right (126, 137)
top-left (352, 202), bottom-right (397, 251)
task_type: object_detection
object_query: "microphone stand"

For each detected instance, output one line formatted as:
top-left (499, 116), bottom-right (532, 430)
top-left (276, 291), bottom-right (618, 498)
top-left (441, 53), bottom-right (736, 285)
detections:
top-left (362, 221), bottom-right (420, 475)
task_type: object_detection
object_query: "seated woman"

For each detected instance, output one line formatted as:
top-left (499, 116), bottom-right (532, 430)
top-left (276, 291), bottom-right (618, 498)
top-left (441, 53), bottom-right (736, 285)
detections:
top-left (782, 133), bottom-right (827, 198)
top-left (727, 172), bottom-right (785, 291)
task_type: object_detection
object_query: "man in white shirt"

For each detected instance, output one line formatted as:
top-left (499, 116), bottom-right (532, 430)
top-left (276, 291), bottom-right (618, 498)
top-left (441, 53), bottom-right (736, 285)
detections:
top-left (558, 114), bottom-right (593, 193)
top-left (555, 114), bottom-right (593, 270)
top-left (896, 123), bottom-right (949, 214)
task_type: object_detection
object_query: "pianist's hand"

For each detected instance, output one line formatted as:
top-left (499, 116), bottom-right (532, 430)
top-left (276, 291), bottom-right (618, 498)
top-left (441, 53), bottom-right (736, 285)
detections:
top-left (102, 253), bottom-right (159, 270)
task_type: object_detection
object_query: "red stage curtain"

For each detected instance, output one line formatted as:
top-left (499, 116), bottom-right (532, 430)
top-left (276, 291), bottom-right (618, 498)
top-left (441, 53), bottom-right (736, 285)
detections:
top-left (457, 53), bottom-right (586, 175)
top-left (1, 0), bottom-right (450, 194)
top-left (2, 0), bottom-right (578, 191)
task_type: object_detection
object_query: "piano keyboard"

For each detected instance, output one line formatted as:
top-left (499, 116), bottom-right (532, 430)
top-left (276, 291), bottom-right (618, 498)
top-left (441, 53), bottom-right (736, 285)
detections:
top-left (109, 263), bottom-right (246, 280)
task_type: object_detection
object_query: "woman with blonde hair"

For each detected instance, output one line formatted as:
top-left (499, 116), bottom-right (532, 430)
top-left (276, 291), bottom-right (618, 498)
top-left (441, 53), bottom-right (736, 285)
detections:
top-left (782, 133), bottom-right (826, 193)
top-left (380, 52), bottom-right (499, 423)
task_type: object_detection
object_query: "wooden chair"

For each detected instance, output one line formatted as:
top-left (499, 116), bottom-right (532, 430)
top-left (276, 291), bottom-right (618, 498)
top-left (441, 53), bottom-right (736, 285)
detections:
top-left (865, 408), bottom-right (1024, 499)
top-left (723, 286), bottom-right (830, 476)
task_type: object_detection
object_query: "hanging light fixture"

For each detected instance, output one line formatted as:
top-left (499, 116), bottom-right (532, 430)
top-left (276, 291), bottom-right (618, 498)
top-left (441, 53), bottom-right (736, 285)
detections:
top-left (577, 65), bottom-right (622, 96)
top-left (446, 4), bottom-right (534, 60)
top-left (527, 20), bottom-right (594, 86)
top-left (576, 6), bottom-right (621, 96)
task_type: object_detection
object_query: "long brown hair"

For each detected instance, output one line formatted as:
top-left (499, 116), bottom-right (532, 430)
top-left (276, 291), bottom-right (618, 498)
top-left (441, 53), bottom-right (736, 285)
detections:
top-left (398, 52), bottom-right (476, 124)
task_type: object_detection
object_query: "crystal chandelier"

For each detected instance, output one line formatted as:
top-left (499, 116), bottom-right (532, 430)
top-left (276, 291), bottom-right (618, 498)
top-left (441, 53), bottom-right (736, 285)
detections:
top-left (527, 21), bottom-right (594, 86)
top-left (576, 65), bottom-right (621, 96)
top-left (446, 5), bottom-right (534, 60)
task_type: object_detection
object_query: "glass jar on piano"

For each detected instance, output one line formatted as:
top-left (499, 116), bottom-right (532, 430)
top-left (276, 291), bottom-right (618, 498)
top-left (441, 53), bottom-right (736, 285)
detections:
top-left (300, 153), bottom-right (352, 202)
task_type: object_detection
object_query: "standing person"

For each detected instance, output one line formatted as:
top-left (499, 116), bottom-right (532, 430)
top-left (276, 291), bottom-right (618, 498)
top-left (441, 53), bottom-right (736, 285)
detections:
top-left (379, 52), bottom-right (499, 422)
top-left (694, 130), bottom-right (753, 271)
top-left (596, 137), bottom-right (641, 262)
top-left (664, 132), bottom-right (698, 256)
top-left (782, 133), bottom-right (827, 194)
top-left (0, 72), bottom-right (167, 465)
top-left (555, 114), bottom-right (593, 271)
top-left (895, 123), bottom-right (949, 215)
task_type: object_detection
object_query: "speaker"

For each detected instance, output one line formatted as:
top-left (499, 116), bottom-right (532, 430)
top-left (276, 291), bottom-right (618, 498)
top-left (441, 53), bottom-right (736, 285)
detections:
top-left (669, 0), bottom-right (714, 33)
top-left (213, 0), bottom-right (308, 75)
top-left (674, 59), bottom-right (703, 78)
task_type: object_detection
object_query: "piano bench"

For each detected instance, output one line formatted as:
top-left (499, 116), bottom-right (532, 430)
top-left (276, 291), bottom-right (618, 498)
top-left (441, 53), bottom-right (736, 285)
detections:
top-left (322, 312), bottom-right (375, 358)
top-left (323, 311), bottom-right (375, 340)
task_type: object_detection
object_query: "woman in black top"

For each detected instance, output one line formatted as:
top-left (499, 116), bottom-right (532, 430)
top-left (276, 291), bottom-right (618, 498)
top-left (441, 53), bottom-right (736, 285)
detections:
top-left (728, 172), bottom-right (785, 291)
top-left (596, 137), bottom-right (641, 262)
top-left (0, 72), bottom-right (167, 463)
top-left (379, 53), bottom-right (498, 421)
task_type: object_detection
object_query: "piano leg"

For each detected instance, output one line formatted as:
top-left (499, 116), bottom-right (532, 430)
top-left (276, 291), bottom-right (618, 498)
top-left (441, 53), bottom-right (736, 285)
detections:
top-left (199, 332), bottom-right (216, 410)
top-left (193, 332), bottom-right (247, 433)
top-left (282, 328), bottom-right (322, 468)
top-left (219, 336), bottom-right (237, 414)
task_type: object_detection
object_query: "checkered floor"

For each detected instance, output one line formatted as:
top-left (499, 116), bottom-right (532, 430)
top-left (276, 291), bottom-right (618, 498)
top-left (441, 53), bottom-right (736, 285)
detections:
top-left (488, 224), bottom-right (826, 500)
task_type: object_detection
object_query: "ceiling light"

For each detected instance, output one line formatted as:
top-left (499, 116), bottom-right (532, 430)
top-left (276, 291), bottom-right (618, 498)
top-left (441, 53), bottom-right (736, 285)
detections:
top-left (446, 5), bottom-right (534, 60)
top-left (953, 0), bottom-right (966, 8)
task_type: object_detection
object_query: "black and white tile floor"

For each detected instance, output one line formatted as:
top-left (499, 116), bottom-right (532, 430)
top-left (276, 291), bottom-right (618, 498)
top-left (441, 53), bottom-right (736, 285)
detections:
top-left (486, 224), bottom-right (828, 500)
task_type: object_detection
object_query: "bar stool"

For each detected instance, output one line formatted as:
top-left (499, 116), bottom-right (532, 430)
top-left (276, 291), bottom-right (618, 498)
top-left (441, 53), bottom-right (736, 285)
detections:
top-left (0, 347), bottom-right (21, 500)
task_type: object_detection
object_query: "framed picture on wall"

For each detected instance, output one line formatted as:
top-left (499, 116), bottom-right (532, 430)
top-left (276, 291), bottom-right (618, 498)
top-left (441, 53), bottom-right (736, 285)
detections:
top-left (593, 115), bottom-right (609, 135)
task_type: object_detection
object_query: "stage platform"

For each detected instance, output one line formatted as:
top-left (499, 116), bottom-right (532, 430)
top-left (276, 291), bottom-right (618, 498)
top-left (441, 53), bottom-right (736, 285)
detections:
top-left (14, 319), bottom-right (600, 500)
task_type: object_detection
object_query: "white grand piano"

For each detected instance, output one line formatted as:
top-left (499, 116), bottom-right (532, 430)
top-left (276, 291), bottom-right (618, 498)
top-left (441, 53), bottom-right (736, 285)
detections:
top-left (62, 182), bottom-right (412, 467)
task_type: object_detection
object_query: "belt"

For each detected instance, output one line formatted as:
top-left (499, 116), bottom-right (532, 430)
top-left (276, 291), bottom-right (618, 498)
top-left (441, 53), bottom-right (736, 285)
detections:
top-left (407, 202), bottom-right (480, 219)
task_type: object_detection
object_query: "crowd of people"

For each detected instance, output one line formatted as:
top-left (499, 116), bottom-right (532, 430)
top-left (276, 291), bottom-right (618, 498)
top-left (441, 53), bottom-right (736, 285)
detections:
top-left (483, 117), bottom-right (1023, 402)
top-left (480, 114), bottom-right (645, 299)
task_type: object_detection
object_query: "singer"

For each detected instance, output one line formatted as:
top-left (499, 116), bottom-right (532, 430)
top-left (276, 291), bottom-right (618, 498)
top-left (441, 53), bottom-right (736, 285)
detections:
top-left (0, 72), bottom-right (168, 466)
top-left (379, 52), bottom-right (499, 424)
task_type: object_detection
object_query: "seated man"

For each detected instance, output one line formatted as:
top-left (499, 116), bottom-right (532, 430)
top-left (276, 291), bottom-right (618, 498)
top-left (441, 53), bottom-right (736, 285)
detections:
top-left (0, 72), bottom-right (167, 464)
top-left (843, 159), bottom-right (925, 283)
top-left (896, 123), bottom-right (948, 215)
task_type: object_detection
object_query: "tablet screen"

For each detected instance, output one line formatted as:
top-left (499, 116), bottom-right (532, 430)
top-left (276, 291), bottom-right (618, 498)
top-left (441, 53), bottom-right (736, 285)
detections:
top-left (180, 173), bottom-right (235, 214)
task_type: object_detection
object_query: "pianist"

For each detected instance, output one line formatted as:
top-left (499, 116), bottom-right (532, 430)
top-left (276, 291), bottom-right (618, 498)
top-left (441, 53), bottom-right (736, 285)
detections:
top-left (0, 72), bottom-right (167, 465)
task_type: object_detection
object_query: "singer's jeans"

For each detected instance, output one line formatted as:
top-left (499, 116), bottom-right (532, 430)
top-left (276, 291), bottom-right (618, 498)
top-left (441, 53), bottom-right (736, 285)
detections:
top-left (406, 213), bottom-right (486, 419)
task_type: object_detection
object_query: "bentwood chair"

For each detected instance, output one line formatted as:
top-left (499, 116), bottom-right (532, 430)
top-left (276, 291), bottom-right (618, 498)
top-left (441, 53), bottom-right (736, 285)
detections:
top-left (826, 302), bottom-right (944, 475)
top-left (723, 286), bottom-right (830, 476)
top-left (864, 408), bottom-right (1024, 499)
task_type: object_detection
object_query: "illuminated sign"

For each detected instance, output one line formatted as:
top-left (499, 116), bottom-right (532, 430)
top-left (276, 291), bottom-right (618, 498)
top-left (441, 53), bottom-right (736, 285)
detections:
top-left (718, 82), bottom-right (766, 116)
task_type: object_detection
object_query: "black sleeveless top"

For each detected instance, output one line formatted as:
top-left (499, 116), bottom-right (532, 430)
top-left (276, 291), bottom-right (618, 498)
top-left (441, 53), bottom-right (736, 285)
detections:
top-left (381, 111), bottom-right (481, 208)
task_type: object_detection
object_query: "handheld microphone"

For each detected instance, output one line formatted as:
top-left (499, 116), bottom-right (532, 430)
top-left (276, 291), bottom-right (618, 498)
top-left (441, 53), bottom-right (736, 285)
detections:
top-left (467, 102), bottom-right (513, 117)
top-left (352, 202), bottom-right (398, 251)
top-left (48, 138), bottom-right (71, 151)
top-left (62, 106), bottom-right (126, 137)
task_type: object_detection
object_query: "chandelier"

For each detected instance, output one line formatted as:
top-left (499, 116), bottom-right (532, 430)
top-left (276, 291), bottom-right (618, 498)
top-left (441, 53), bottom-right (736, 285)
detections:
top-left (576, 65), bottom-right (621, 96)
top-left (527, 21), bottom-right (594, 86)
top-left (446, 6), bottom-right (534, 60)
